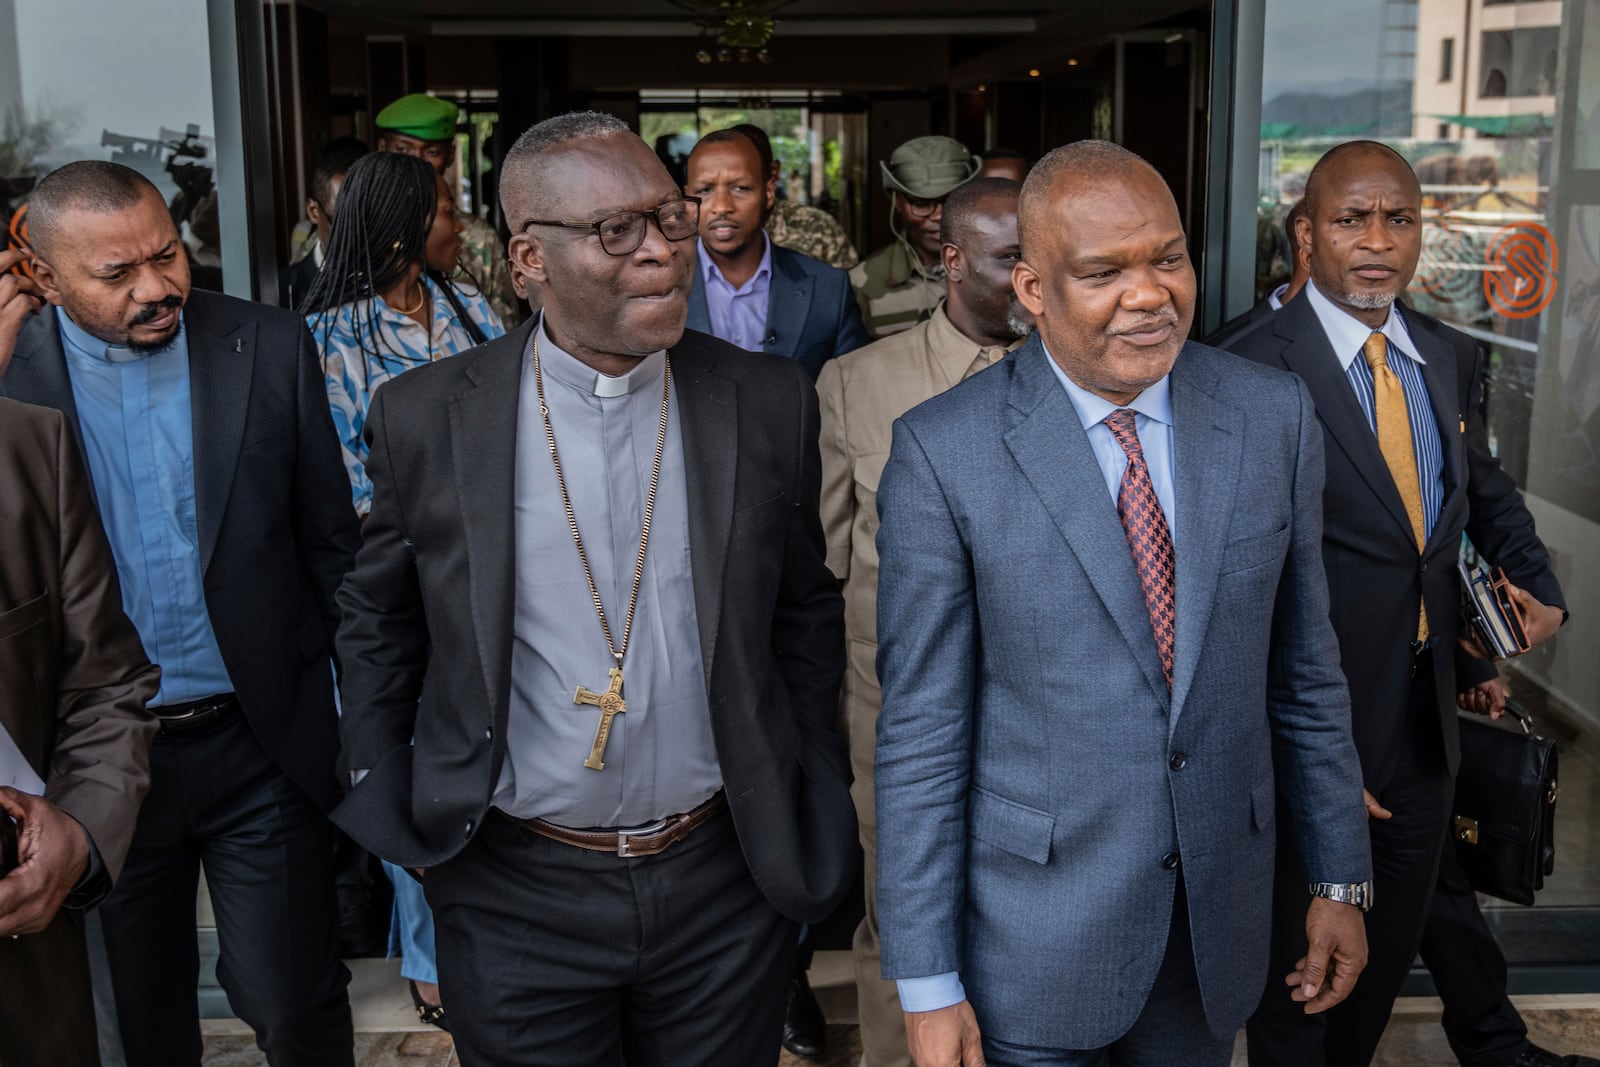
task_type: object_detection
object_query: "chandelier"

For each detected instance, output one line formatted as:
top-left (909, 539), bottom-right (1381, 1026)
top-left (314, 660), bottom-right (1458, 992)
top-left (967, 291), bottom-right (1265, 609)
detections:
top-left (666, 1), bottom-right (798, 64)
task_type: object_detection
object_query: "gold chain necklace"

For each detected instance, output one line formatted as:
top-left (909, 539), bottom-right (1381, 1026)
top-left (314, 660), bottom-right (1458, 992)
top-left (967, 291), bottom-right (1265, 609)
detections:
top-left (532, 330), bottom-right (671, 771)
top-left (390, 282), bottom-right (426, 316)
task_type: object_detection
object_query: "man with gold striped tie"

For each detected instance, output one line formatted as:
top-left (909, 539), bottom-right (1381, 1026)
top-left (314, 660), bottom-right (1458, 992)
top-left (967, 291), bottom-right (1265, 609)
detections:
top-left (1217, 140), bottom-right (1567, 1067)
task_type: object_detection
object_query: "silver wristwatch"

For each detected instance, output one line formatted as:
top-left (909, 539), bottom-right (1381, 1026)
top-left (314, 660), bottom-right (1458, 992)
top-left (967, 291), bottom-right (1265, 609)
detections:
top-left (1309, 881), bottom-right (1375, 912)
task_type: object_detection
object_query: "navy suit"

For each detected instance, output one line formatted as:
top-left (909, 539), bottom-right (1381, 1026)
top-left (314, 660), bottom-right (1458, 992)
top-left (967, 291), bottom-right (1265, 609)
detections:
top-left (688, 242), bottom-right (869, 378)
top-left (874, 337), bottom-right (1370, 1057)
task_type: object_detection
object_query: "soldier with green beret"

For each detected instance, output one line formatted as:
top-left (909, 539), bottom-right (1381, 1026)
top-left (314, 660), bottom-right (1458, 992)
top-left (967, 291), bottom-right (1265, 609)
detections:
top-left (376, 93), bottom-right (524, 326)
top-left (849, 135), bottom-right (978, 338)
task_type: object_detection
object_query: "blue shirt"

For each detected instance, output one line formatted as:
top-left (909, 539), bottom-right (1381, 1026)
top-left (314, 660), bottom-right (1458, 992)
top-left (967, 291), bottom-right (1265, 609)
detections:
top-left (697, 234), bottom-right (772, 350)
top-left (57, 307), bottom-right (232, 707)
top-left (309, 275), bottom-right (503, 515)
top-left (896, 347), bottom-right (1179, 1015)
top-left (1304, 280), bottom-right (1444, 540)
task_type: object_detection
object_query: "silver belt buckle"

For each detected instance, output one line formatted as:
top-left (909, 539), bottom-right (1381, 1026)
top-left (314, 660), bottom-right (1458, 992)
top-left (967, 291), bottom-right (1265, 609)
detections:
top-left (614, 817), bottom-right (669, 858)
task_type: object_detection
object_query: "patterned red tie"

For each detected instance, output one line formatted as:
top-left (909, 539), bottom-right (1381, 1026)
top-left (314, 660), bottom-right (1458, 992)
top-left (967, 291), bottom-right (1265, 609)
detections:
top-left (1104, 409), bottom-right (1176, 689)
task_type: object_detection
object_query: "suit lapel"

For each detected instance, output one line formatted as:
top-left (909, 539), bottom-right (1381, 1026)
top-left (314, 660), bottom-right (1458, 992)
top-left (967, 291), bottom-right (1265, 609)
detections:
top-left (2, 311), bottom-right (87, 456)
top-left (1167, 346), bottom-right (1241, 725)
top-left (686, 268), bottom-right (712, 335)
top-left (1409, 318), bottom-right (1467, 555)
top-left (449, 327), bottom-right (527, 728)
top-left (183, 294), bottom-right (253, 573)
top-left (763, 250), bottom-right (810, 359)
top-left (670, 337), bottom-right (736, 689)
top-left (1274, 298), bottom-right (1415, 543)
top-left (1002, 340), bottom-right (1170, 707)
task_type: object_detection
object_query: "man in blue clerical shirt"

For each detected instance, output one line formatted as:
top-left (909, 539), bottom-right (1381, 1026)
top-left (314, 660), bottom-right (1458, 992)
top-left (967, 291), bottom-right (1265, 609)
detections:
top-left (685, 129), bottom-right (869, 380)
top-left (2, 160), bottom-right (360, 1067)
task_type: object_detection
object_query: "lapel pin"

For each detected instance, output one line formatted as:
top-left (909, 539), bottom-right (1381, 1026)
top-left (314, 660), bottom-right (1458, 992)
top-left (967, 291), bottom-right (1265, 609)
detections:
top-left (1459, 417), bottom-right (1465, 433)
top-left (235, 338), bottom-right (243, 353)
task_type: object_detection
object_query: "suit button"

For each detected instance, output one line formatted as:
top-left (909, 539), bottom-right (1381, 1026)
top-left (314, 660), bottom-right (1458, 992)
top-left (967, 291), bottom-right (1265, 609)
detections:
top-left (1421, 563), bottom-right (1428, 573)
top-left (465, 820), bottom-right (474, 837)
top-left (1162, 852), bottom-right (1180, 870)
top-left (1169, 752), bottom-right (1187, 771)
top-left (484, 727), bottom-right (493, 741)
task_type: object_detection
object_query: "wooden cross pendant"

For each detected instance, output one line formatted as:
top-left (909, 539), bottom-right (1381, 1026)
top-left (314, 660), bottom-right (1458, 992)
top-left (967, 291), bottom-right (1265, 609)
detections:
top-left (574, 667), bottom-right (626, 771)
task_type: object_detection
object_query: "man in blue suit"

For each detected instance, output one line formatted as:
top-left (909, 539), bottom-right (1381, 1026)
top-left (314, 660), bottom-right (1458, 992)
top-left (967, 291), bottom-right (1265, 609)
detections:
top-left (685, 130), bottom-right (869, 378)
top-left (874, 140), bottom-right (1373, 1067)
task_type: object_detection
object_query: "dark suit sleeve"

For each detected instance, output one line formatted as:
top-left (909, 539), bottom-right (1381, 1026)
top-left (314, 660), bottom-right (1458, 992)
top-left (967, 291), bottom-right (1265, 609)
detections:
top-left (44, 408), bottom-right (160, 896)
top-left (290, 321), bottom-right (362, 656)
top-left (773, 363), bottom-right (849, 768)
top-left (1266, 378), bottom-right (1372, 884)
top-left (1457, 340), bottom-right (1565, 615)
top-left (334, 385), bottom-right (428, 772)
top-left (832, 272), bottom-right (871, 358)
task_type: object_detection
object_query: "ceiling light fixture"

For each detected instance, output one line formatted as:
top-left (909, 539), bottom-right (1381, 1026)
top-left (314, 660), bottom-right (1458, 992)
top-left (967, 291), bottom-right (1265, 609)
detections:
top-left (670, 0), bottom-right (797, 64)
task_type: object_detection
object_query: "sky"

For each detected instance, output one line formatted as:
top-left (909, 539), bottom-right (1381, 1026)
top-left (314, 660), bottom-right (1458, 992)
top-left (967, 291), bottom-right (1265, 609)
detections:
top-left (11, 0), bottom-right (216, 168)
top-left (1261, 0), bottom-right (1397, 100)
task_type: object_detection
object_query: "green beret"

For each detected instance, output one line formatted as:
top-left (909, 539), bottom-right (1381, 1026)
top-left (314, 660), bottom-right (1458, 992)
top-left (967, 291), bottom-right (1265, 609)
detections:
top-left (881, 136), bottom-right (979, 199)
top-left (375, 94), bottom-right (458, 143)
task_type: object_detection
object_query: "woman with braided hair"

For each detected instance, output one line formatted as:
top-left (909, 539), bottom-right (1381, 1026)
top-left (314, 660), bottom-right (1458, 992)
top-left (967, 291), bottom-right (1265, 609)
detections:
top-left (304, 150), bottom-right (501, 1031)
top-left (304, 150), bottom-right (503, 520)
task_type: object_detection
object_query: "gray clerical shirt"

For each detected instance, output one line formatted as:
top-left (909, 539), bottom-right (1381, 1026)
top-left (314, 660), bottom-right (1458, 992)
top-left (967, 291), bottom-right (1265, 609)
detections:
top-left (491, 316), bottom-right (722, 828)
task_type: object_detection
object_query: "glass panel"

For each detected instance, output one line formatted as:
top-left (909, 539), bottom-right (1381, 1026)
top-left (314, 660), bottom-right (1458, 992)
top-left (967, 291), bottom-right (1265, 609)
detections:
top-left (2, 0), bottom-right (223, 290)
top-left (1257, 0), bottom-right (1600, 974)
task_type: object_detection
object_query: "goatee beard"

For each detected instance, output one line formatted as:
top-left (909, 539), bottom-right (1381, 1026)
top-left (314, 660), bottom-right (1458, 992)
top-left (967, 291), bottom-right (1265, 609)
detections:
top-left (1343, 290), bottom-right (1397, 311)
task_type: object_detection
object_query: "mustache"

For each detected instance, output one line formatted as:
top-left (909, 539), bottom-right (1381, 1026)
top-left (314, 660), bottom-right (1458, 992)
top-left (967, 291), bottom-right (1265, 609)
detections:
top-left (130, 295), bottom-right (184, 326)
top-left (1106, 307), bottom-right (1179, 336)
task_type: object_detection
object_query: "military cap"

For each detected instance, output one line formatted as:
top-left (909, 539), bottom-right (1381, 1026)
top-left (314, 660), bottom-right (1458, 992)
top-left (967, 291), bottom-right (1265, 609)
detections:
top-left (375, 94), bottom-right (458, 143)
top-left (880, 136), bottom-right (979, 199)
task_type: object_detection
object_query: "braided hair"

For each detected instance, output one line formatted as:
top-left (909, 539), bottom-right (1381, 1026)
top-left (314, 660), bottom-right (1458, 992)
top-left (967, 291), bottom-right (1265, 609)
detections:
top-left (302, 152), bottom-right (482, 372)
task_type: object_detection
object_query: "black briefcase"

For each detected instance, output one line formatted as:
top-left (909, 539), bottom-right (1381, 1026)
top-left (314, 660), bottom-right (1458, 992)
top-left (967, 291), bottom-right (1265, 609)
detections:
top-left (1451, 700), bottom-right (1559, 906)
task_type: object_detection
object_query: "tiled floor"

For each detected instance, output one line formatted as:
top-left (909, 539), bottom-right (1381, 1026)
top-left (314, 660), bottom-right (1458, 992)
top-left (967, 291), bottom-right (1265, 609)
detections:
top-left (201, 954), bottom-right (1600, 1066)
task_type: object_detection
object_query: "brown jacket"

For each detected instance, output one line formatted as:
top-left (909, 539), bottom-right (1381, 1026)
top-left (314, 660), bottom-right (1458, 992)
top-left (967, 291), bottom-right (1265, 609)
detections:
top-left (0, 396), bottom-right (160, 880)
top-left (0, 395), bottom-right (159, 1064)
top-left (815, 306), bottom-right (1012, 821)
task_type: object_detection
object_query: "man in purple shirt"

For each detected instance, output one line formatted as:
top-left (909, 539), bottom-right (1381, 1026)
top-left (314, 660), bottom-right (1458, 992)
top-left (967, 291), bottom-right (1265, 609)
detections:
top-left (686, 129), bottom-right (868, 379)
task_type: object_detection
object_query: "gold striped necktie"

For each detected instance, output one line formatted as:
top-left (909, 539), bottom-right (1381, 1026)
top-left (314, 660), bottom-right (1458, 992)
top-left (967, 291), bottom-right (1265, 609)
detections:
top-left (1362, 331), bottom-right (1429, 643)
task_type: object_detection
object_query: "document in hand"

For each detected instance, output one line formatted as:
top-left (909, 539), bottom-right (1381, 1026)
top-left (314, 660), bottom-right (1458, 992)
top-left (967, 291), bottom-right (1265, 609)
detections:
top-left (1458, 557), bottom-right (1532, 658)
top-left (0, 719), bottom-right (45, 795)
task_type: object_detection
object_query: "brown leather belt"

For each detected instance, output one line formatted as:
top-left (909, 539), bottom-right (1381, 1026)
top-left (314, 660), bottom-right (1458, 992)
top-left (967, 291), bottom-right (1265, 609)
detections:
top-left (512, 793), bottom-right (726, 858)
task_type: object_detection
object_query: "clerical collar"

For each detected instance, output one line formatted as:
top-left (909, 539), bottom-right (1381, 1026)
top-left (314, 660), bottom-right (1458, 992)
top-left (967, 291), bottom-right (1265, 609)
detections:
top-left (532, 312), bottom-right (667, 399)
top-left (56, 305), bottom-right (185, 364)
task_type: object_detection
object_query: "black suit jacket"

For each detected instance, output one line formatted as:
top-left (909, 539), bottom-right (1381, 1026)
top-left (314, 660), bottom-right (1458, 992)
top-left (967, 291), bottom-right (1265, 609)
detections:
top-left (686, 243), bottom-right (870, 379)
top-left (1217, 294), bottom-right (1564, 787)
top-left (331, 321), bottom-right (856, 923)
top-left (1, 290), bottom-right (361, 811)
top-left (278, 253), bottom-right (321, 313)
top-left (1203, 294), bottom-right (1275, 348)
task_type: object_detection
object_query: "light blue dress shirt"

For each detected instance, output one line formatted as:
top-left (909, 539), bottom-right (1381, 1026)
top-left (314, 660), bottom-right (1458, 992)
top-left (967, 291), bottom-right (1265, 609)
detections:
top-left (895, 346), bottom-right (1178, 1015)
top-left (1304, 280), bottom-right (1443, 539)
top-left (697, 234), bottom-right (773, 350)
top-left (56, 307), bottom-right (231, 707)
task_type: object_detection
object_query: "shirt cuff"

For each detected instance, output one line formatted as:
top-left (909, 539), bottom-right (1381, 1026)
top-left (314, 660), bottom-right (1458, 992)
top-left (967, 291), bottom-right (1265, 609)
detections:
top-left (897, 973), bottom-right (966, 1013)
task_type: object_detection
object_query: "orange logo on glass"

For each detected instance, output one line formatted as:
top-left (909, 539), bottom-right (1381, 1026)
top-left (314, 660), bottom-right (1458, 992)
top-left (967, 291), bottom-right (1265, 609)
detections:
top-left (1483, 222), bottom-right (1558, 320)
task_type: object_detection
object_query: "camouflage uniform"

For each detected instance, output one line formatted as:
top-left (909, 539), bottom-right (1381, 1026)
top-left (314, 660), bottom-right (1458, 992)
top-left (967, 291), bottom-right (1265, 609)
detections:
top-left (767, 199), bottom-right (859, 271)
top-left (849, 239), bottom-right (945, 339)
top-left (848, 134), bottom-right (977, 339)
top-left (457, 212), bottom-right (524, 327)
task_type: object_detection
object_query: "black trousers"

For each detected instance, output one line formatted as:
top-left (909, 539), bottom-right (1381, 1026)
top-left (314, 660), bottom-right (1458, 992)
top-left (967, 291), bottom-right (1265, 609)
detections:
top-left (1420, 841), bottom-right (1530, 1066)
top-left (98, 712), bottom-right (353, 1067)
top-left (1248, 663), bottom-right (1454, 1067)
top-left (425, 805), bottom-right (798, 1067)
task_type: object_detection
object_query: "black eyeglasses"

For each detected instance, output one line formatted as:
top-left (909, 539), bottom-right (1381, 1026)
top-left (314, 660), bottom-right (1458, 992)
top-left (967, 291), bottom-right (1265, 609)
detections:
top-left (898, 193), bottom-right (946, 219)
top-left (520, 197), bottom-right (702, 257)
